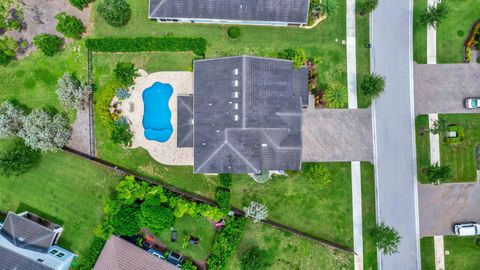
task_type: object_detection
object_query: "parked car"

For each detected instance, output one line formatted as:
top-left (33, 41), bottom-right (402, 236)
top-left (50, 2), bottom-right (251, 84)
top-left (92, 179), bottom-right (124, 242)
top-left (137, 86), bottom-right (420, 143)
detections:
top-left (453, 222), bottom-right (480, 236)
top-left (464, 98), bottom-right (480, 109)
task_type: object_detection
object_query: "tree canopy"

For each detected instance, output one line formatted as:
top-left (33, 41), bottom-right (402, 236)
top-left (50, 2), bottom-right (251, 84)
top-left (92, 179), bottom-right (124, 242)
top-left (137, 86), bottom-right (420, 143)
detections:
top-left (360, 73), bottom-right (386, 99)
top-left (97, 0), bottom-right (131, 28)
top-left (33, 33), bottom-right (63, 57)
top-left (420, 1), bottom-right (449, 28)
top-left (0, 139), bottom-right (41, 177)
top-left (56, 73), bottom-right (91, 109)
top-left (0, 101), bottom-right (24, 138)
top-left (426, 163), bottom-right (451, 184)
top-left (370, 223), bottom-right (401, 255)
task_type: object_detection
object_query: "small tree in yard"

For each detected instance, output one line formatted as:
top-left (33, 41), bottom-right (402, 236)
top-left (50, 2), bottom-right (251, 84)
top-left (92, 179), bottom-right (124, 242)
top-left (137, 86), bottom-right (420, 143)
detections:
top-left (0, 101), bottom-right (25, 138)
top-left (219, 174), bottom-right (233, 187)
top-left (361, 73), bottom-right (386, 100)
top-left (97, 0), bottom-right (131, 27)
top-left (69, 0), bottom-right (92, 10)
top-left (240, 246), bottom-right (271, 270)
top-left (56, 73), bottom-right (91, 109)
top-left (429, 118), bottom-right (449, 135)
top-left (0, 140), bottom-right (41, 177)
top-left (370, 223), bottom-right (401, 255)
top-left (324, 83), bottom-right (347, 108)
top-left (426, 163), bottom-right (451, 184)
top-left (33, 34), bottom-right (63, 56)
top-left (18, 109), bottom-right (70, 151)
top-left (114, 62), bottom-right (138, 87)
top-left (55, 12), bottom-right (85, 40)
top-left (420, 1), bottom-right (449, 28)
top-left (317, 0), bottom-right (339, 16)
top-left (279, 48), bottom-right (306, 69)
top-left (0, 36), bottom-right (18, 66)
top-left (138, 194), bottom-right (175, 234)
top-left (360, 0), bottom-right (379, 15)
top-left (244, 201), bottom-right (268, 223)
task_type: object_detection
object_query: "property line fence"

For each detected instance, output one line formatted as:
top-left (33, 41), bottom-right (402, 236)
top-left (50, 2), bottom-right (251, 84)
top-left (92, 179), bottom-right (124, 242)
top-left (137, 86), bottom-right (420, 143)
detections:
top-left (86, 49), bottom-right (95, 158)
top-left (63, 147), bottom-right (356, 255)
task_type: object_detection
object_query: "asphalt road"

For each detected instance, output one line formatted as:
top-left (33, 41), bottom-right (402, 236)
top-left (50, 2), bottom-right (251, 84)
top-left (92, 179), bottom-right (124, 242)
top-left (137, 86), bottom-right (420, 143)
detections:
top-left (371, 0), bottom-right (421, 269)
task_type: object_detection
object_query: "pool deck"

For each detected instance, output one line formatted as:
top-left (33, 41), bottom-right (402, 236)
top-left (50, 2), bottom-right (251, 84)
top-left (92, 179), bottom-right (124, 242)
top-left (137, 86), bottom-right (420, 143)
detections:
top-left (120, 70), bottom-right (194, 165)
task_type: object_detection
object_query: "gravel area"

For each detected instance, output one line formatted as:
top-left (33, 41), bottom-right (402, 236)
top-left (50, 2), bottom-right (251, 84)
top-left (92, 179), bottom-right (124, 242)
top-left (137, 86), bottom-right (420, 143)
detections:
top-left (66, 107), bottom-right (91, 154)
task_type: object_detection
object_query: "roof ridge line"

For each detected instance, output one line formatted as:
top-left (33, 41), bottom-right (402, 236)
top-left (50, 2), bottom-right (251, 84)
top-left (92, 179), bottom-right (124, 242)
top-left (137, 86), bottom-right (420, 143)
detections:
top-left (225, 142), bottom-right (260, 173)
top-left (194, 142), bottom-right (227, 173)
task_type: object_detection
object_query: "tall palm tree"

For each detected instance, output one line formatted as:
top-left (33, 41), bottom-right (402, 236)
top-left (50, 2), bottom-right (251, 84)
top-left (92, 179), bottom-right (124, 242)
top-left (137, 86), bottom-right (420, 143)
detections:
top-left (318, 0), bottom-right (339, 16)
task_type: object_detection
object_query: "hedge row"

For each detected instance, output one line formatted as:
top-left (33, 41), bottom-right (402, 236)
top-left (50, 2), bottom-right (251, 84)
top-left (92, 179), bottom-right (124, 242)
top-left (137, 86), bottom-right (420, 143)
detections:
top-left (85, 37), bottom-right (207, 55)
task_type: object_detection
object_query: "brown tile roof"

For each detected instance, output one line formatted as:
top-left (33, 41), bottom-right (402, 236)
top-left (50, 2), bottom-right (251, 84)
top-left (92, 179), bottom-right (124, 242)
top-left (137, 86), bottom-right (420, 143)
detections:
top-left (93, 235), bottom-right (181, 270)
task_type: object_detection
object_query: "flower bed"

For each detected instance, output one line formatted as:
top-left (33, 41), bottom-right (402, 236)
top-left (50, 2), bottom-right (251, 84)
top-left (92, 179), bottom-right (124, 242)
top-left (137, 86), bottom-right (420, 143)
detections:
top-left (464, 19), bottom-right (480, 63)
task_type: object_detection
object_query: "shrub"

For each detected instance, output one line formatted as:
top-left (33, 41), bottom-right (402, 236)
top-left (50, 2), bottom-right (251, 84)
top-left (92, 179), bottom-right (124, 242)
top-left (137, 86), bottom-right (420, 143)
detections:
top-left (466, 47), bottom-right (472, 63)
top-left (465, 20), bottom-right (480, 47)
top-left (104, 200), bottom-right (140, 236)
top-left (18, 109), bottom-right (70, 151)
top-left (97, 0), bottom-right (131, 27)
top-left (426, 163), bottom-right (451, 184)
top-left (111, 117), bottom-right (133, 146)
top-left (98, 79), bottom-right (122, 123)
top-left (227, 26), bottom-right (241, 39)
top-left (77, 237), bottom-right (106, 270)
top-left (240, 246), bottom-right (272, 270)
top-left (182, 259), bottom-right (197, 270)
top-left (208, 217), bottom-right (246, 270)
top-left (215, 188), bottom-right (231, 211)
top-left (323, 84), bottom-right (347, 108)
top-left (360, 73), bottom-right (386, 99)
top-left (116, 88), bottom-right (130, 100)
top-left (360, 0), bottom-right (379, 15)
top-left (429, 118), bottom-right (449, 135)
top-left (85, 37), bottom-right (207, 56)
top-left (317, 0), bottom-right (339, 16)
top-left (55, 12), bottom-right (85, 39)
top-left (114, 62), bottom-right (138, 86)
top-left (279, 48), bottom-right (306, 69)
top-left (56, 73), bottom-right (91, 109)
top-left (115, 175), bottom-right (150, 205)
top-left (243, 201), bottom-right (268, 223)
top-left (0, 36), bottom-right (17, 66)
top-left (0, 140), bottom-right (41, 176)
top-left (0, 101), bottom-right (25, 138)
top-left (445, 125), bottom-right (464, 144)
top-left (138, 195), bottom-right (176, 234)
top-left (219, 174), bottom-right (233, 187)
top-left (420, 1), bottom-right (448, 28)
top-left (69, 0), bottom-right (92, 10)
top-left (33, 33), bottom-right (63, 56)
top-left (370, 223), bottom-right (401, 255)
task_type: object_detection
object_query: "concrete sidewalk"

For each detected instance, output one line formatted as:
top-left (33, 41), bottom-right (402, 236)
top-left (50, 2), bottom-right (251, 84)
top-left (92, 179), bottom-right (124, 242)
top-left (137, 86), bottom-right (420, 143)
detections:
top-left (427, 0), bottom-right (437, 64)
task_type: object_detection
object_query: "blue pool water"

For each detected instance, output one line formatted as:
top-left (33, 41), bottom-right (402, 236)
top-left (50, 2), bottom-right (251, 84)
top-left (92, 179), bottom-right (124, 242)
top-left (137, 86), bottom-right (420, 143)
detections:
top-left (142, 82), bottom-right (173, 142)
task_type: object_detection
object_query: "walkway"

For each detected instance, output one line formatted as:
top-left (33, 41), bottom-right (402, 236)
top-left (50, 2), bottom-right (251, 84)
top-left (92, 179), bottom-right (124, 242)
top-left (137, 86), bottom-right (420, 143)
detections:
top-left (426, 0), bottom-right (437, 64)
top-left (66, 108), bottom-right (91, 154)
top-left (428, 114), bottom-right (440, 164)
top-left (371, 0), bottom-right (421, 268)
top-left (434, 235), bottom-right (445, 270)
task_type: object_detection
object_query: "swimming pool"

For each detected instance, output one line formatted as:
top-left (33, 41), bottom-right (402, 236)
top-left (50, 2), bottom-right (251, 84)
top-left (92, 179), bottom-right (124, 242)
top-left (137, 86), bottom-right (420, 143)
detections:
top-left (143, 82), bottom-right (173, 142)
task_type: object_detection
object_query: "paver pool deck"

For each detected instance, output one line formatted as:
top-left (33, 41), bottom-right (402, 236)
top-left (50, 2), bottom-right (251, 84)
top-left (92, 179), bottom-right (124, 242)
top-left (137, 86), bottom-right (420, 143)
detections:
top-left (120, 70), bottom-right (193, 165)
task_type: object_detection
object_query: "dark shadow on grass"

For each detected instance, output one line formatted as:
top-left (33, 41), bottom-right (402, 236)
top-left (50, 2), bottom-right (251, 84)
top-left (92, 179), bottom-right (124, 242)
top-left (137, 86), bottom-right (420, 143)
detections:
top-left (15, 202), bottom-right (65, 226)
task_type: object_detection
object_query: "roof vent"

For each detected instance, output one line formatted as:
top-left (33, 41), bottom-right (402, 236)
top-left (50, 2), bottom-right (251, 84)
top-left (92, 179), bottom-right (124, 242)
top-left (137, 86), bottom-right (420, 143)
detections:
top-left (233, 92), bottom-right (239, 98)
top-left (233, 68), bottom-right (239, 75)
top-left (234, 115), bottom-right (239, 121)
top-left (18, 237), bottom-right (25, 242)
top-left (234, 103), bottom-right (239, 110)
top-left (233, 80), bottom-right (239, 87)
top-left (202, 142), bottom-right (207, 146)
top-left (261, 144), bottom-right (268, 147)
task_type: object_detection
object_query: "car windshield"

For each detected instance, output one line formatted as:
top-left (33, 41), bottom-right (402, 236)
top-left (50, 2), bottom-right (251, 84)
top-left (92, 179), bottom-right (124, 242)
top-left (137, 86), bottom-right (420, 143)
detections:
top-left (472, 100), bottom-right (478, 107)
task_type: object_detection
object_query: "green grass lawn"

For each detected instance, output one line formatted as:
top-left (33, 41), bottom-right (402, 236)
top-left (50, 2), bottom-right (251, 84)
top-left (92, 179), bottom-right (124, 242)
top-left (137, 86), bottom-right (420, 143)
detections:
top-left (231, 163), bottom-right (353, 248)
top-left (444, 236), bottom-right (480, 269)
top-left (227, 221), bottom-right (353, 270)
top-left (157, 215), bottom-right (216, 260)
top-left (416, 115), bottom-right (431, 183)
top-left (420, 237), bottom-right (435, 270)
top-left (439, 114), bottom-right (480, 182)
top-left (413, 0), bottom-right (427, 64)
top-left (436, 0), bottom-right (480, 63)
top-left (361, 162), bottom-right (377, 270)
top-left (0, 139), bottom-right (122, 265)
top-left (356, 4), bottom-right (372, 108)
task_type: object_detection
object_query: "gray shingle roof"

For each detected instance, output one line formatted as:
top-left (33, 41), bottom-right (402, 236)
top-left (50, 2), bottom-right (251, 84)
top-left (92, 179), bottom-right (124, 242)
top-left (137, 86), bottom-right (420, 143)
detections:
top-left (177, 95), bottom-right (194, 148)
top-left (0, 245), bottom-right (53, 270)
top-left (193, 56), bottom-right (306, 174)
top-left (149, 0), bottom-right (310, 24)
top-left (0, 212), bottom-right (56, 253)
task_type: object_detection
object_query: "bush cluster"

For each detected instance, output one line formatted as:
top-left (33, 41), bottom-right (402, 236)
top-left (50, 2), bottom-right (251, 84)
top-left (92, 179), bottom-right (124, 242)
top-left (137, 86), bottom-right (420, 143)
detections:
top-left (33, 33), bottom-right (63, 56)
top-left (55, 12), bottom-right (85, 40)
top-left (227, 26), bottom-right (241, 39)
top-left (85, 37), bottom-right (207, 56)
top-left (215, 188), bottom-right (231, 211)
top-left (0, 36), bottom-right (17, 66)
top-left (97, 0), bottom-right (131, 27)
top-left (114, 62), bottom-right (138, 87)
top-left (278, 48), bottom-right (306, 69)
top-left (219, 174), bottom-right (232, 187)
top-left (76, 237), bottom-right (106, 270)
top-left (69, 0), bottom-right (93, 10)
top-left (207, 217), bottom-right (246, 270)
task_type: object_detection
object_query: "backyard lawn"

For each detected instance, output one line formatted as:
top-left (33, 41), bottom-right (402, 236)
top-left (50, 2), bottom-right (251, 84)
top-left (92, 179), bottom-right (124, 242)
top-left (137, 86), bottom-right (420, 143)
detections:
top-left (227, 221), bottom-right (353, 270)
top-left (439, 114), bottom-right (480, 182)
top-left (413, 0), bottom-right (427, 64)
top-left (361, 162), bottom-right (377, 270)
top-left (420, 237), bottom-right (435, 270)
top-left (0, 139), bottom-right (122, 266)
top-left (444, 236), bottom-right (480, 269)
top-left (416, 115), bottom-right (431, 183)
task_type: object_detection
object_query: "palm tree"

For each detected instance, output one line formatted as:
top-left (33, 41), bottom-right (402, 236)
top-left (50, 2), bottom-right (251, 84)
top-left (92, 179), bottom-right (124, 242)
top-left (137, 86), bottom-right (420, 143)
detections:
top-left (324, 84), bottom-right (347, 108)
top-left (318, 0), bottom-right (339, 16)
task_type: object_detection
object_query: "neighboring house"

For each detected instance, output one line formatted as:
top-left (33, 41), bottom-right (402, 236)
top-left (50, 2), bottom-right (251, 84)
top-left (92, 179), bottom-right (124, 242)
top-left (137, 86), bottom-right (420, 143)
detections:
top-left (0, 211), bottom-right (75, 270)
top-left (93, 235), bottom-right (180, 270)
top-left (149, 0), bottom-right (310, 26)
top-left (177, 56), bottom-right (308, 174)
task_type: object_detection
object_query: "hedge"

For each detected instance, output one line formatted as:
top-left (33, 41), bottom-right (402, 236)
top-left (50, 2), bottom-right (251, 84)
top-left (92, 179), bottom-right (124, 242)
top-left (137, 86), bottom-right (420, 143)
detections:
top-left (85, 37), bottom-right (207, 55)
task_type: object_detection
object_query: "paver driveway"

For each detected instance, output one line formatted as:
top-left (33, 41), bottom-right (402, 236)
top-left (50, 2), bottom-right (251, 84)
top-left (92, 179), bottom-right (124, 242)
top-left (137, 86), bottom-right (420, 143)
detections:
top-left (418, 182), bottom-right (480, 236)
top-left (302, 108), bottom-right (373, 162)
top-left (414, 64), bottom-right (480, 115)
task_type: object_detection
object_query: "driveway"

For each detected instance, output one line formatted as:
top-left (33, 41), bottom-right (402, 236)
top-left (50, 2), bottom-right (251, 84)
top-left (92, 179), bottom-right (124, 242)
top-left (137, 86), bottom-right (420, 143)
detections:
top-left (302, 108), bottom-right (373, 162)
top-left (419, 182), bottom-right (480, 236)
top-left (414, 64), bottom-right (480, 115)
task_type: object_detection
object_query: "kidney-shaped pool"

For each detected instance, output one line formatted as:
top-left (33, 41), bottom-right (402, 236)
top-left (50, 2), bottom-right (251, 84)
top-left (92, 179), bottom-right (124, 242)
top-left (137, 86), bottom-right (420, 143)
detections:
top-left (142, 82), bottom-right (173, 142)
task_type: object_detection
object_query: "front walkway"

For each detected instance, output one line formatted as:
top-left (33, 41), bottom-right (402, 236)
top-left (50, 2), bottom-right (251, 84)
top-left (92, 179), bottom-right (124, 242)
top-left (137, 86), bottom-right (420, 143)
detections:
top-left (434, 235), bottom-right (445, 270)
top-left (426, 0), bottom-right (437, 64)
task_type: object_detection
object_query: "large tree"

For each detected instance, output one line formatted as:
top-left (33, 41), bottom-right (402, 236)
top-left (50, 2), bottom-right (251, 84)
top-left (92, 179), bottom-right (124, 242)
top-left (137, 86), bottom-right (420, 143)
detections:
top-left (18, 109), bottom-right (70, 151)
top-left (138, 195), bottom-right (175, 234)
top-left (0, 140), bottom-right (41, 177)
top-left (97, 0), bottom-right (131, 27)
top-left (56, 73), bottom-right (91, 109)
top-left (370, 223), bottom-right (401, 255)
top-left (0, 101), bottom-right (24, 138)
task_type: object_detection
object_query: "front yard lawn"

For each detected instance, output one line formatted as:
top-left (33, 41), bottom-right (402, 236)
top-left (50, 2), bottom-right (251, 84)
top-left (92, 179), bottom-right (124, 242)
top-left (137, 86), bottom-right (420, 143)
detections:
top-left (0, 140), bottom-right (122, 266)
top-left (420, 237), bottom-right (435, 270)
top-left (361, 162), bottom-right (377, 270)
top-left (356, 4), bottom-right (371, 108)
top-left (413, 0), bottom-right (427, 64)
top-left (416, 115), bottom-right (431, 184)
top-left (444, 236), bottom-right (480, 269)
top-left (227, 221), bottom-right (353, 270)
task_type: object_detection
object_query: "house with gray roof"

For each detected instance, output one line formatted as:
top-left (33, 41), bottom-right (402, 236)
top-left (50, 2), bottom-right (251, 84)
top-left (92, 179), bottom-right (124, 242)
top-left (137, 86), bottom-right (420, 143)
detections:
top-left (149, 0), bottom-right (310, 26)
top-left (177, 56), bottom-right (308, 174)
top-left (0, 211), bottom-right (75, 270)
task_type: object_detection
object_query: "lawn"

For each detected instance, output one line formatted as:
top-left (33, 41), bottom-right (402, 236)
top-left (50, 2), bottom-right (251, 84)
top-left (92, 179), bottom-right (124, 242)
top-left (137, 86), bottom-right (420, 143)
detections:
top-left (227, 221), bottom-right (353, 270)
top-left (413, 0), bottom-right (427, 64)
top-left (356, 3), bottom-right (372, 108)
top-left (436, 0), bottom-right (480, 63)
top-left (231, 163), bottom-right (353, 248)
top-left (439, 114), bottom-right (480, 182)
top-left (361, 162), bottom-right (377, 270)
top-left (415, 115), bottom-right (431, 184)
top-left (157, 215), bottom-right (216, 260)
top-left (0, 139), bottom-right (122, 265)
top-left (420, 237), bottom-right (435, 270)
top-left (444, 236), bottom-right (480, 269)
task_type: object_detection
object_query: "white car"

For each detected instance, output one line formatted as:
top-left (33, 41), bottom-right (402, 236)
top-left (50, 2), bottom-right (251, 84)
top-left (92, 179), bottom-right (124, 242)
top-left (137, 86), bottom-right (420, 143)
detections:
top-left (453, 223), bottom-right (480, 236)
top-left (464, 98), bottom-right (480, 109)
